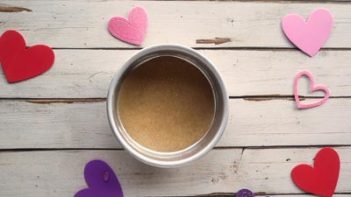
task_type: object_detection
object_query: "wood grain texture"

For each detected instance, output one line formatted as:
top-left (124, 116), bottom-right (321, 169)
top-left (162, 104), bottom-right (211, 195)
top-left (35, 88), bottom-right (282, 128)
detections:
top-left (0, 50), bottom-right (350, 98)
top-left (1, 1), bottom-right (351, 48)
top-left (1, 0), bottom-right (351, 196)
top-left (0, 148), bottom-right (350, 196)
top-left (0, 98), bottom-right (350, 149)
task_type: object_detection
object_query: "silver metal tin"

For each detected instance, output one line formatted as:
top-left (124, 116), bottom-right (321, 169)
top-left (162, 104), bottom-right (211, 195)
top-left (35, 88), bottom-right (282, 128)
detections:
top-left (107, 44), bottom-right (228, 168)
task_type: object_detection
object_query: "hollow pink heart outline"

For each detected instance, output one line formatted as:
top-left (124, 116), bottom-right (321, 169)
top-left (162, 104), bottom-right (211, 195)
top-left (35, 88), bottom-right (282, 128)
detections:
top-left (293, 70), bottom-right (330, 109)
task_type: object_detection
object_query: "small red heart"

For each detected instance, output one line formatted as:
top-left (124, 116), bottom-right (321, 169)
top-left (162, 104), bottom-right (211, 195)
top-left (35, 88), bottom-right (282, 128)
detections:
top-left (0, 30), bottom-right (55, 83)
top-left (291, 147), bottom-right (340, 197)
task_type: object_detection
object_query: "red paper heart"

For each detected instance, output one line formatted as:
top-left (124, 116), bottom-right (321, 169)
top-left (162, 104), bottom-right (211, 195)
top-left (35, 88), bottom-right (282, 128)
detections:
top-left (0, 30), bottom-right (55, 83)
top-left (291, 147), bottom-right (340, 197)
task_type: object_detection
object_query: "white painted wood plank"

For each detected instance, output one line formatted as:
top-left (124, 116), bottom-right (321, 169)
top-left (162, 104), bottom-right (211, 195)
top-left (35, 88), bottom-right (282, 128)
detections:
top-left (0, 50), bottom-right (350, 97)
top-left (1, 98), bottom-right (350, 149)
top-left (1, 1), bottom-right (351, 48)
top-left (0, 148), bottom-right (350, 196)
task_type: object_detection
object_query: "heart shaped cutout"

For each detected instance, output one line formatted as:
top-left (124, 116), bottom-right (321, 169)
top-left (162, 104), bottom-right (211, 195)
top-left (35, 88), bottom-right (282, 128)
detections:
top-left (0, 30), bottom-right (55, 83)
top-left (293, 70), bottom-right (330, 109)
top-left (75, 160), bottom-right (124, 197)
top-left (282, 9), bottom-right (333, 57)
top-left (291, 147), bottom-right (340, 197)
top-left (108, 7), bottom-right (148, 46)
top-left (236, 189), bottom-right (254, 197)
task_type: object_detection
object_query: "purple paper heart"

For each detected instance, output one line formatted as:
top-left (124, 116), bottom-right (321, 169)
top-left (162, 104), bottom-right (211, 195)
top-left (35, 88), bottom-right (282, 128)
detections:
top-left (74, 160), bottom-right (124, 197)
top-left (236, 189), bottom-right (254, 197)
top-left (236, 188), bottom-right (270, 197)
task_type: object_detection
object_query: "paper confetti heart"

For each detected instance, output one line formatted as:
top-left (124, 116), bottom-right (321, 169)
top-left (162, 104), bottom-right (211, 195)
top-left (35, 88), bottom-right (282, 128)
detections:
top-left (0, 30), bottom-right (55, 83)
top-left (293, 70), bottom-right (330, 109)
top-left (108, 7), bottom-right (148, 46)
top-left (282, 9), bottom-right (333, 57)
top-left (75, 160), bottom-right (124, 197)
top-left (236, 188), bottom-right (254, 197)
top-left (236, 188), bottom-right (270, 197)
top-left (291, 147), bottom-right (340, 197)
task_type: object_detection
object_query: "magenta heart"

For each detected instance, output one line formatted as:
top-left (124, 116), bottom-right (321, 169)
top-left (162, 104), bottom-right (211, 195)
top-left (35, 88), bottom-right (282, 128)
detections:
top-left (293, 70), bottom-right (330, 109)
top-left (282, 9), bottom-right (333, 57)
top-left (74, 160), bottom-right (124, 197)
top-left (108, 7), bottom-right (148, 46)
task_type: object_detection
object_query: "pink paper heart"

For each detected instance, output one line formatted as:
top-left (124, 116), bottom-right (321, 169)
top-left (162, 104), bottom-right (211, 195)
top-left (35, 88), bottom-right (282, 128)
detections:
top-left (282, 9), bottom-right (333, 57)
top-left (293, 70), bottom-right (330, 109)
top-left (108, 7), bottom-right (148, 46)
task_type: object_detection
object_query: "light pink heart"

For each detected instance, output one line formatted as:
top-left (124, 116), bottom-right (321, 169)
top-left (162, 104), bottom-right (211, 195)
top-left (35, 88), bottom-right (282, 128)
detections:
top-left (282, 9), bottom-right (333, 57)
top-left (108, 7), bottom-right (148, 46)
top-left (293, 70), bottom-right (330, 109)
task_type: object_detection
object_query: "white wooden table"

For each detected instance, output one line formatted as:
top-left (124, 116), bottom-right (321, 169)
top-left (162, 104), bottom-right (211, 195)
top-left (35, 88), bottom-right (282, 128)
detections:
top-left (1, 1), bottom-right (351, 196)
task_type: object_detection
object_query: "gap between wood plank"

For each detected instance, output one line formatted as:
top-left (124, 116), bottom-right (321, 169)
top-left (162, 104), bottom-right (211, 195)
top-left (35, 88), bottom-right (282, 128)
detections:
top-left (186, 192), bottom-right (351, 197)
top-left (0, 96), bottom-right (345, 104)
top-left (1, 144), bottom-right (351, 152)
top-left (4, 0), bottom-right (350, 3)
top-left (136, 0), bottom-right (351, 3)
top-left (51, 47), bottom-right (351, 51)
top-left (188, 193), bottom-right (351, 197)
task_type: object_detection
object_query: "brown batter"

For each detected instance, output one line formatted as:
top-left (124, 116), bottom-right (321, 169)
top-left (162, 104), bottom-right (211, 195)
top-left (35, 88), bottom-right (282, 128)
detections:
top-left (117, 56), bottom-right (215, 152)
